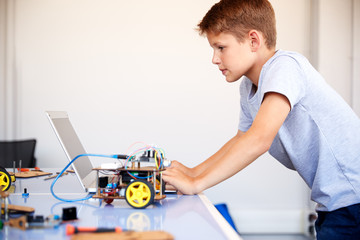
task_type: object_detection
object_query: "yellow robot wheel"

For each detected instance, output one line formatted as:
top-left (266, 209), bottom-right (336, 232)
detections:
top-left (0, 169), bottom-right (12, 191)
top-left (125, 180), bottom-right (155, 209)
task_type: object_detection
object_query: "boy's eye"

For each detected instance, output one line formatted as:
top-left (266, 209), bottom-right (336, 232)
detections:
top-left (218, 46), bottom-right (224, 51)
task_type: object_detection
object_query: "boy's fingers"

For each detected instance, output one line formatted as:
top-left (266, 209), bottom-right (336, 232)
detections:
top-left (167, 160), bottom-right (179, 169)
top-left (162, 167), bottom-right (178, 176)
top-left (165, 183), bottom-right (176, 191)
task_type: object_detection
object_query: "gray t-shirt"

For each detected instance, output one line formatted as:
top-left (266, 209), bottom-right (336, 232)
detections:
top-left (238, 50), bottom-right (360, 211)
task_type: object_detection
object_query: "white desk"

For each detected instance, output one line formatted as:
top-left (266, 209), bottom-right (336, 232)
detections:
top-left (1, 168), bottom-right (241, 240)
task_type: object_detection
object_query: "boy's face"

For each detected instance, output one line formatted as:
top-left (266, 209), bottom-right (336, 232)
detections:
top-left (207, 32), bottom-right (256, 83)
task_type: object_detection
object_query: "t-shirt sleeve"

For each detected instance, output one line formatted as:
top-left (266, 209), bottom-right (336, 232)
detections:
top-left (260, 56), bottom-right (305, 110)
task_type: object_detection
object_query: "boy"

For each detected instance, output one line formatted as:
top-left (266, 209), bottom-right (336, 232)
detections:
top-left (162, 0), bottom-right (360, 239)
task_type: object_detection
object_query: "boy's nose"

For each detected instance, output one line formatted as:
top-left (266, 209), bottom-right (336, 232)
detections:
top-left (212, 53), bottom-right (220, 65)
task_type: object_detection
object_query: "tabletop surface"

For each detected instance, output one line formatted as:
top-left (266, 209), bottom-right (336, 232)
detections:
top-left (1, 168), bottom-right (241, 240)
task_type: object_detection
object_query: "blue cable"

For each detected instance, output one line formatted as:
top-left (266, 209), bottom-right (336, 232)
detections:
top-left (50, 153), bottom-right (118, 202)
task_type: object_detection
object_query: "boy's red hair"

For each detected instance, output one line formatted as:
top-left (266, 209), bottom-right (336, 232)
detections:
top-left (198, 0), bottom-right (277, 49)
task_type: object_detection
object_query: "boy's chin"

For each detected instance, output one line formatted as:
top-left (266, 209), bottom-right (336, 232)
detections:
top-left (225, 76), bottom-right (241, 83)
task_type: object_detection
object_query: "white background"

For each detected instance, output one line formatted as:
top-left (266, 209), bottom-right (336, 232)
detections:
top-left (0, 0), bottom-right (359, 234)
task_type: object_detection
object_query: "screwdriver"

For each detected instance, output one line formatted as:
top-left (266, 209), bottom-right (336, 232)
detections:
top-left (66, 224), bottom-right (122, 235)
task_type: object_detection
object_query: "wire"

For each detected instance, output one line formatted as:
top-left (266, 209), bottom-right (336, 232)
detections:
top-left (154, 151), bottom-right (159, 169)
top-left (124, 141), bottom-right (150, 154)
top-left (124, 144), bottom-right (166, 180)
top-left (50, 153), bottom-right (118, 202)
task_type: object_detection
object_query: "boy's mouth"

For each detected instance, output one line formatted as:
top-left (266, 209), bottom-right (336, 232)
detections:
top-left (220, 69), bottom-right (227, 75)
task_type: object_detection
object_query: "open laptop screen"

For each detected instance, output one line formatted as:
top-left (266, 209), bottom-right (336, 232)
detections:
top-left (46, 111), bottom-right (96, 191)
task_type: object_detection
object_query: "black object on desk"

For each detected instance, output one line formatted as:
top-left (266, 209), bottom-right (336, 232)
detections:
top-left (0, 139), bottom-right (37, 168)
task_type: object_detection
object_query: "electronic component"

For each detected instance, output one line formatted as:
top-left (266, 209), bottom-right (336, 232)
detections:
top-left (100, 162), bottom-right (122, 169)
top-left (62, 207), bottom-right (77, 221)
top-left (9, 214), bottom-right (61, 230)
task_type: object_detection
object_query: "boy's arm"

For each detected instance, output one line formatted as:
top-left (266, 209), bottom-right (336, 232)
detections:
top-left (162, 92), bottom-right (291, 194)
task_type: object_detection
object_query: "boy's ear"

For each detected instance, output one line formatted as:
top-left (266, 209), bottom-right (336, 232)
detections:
top-left (248, 30), bottom-right (261, 52)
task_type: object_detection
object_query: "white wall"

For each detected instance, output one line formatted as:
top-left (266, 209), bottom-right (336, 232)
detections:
top-left (0, 0), bottom-right (5, 138)
top-left (0, 0), bottom-right (357, 234)
top-left (353, 0), bottom-right (360, 116)
top-left (13, 0), bottom-right (224, 167)
top-left (317, 0), bottom-right (353, 104)
top-left (0, 0), bottom-right (17, 139)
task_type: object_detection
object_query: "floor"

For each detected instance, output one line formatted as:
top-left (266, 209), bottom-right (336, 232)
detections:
top-left (240, 234), bottom-right (313, 240)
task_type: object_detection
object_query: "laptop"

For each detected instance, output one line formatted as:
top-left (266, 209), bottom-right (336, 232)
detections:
top-left (46, 111), bottom-right (97, 193)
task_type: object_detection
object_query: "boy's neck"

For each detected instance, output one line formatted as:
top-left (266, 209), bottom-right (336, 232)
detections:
top-left (247, 48), bottom-right (276, 87)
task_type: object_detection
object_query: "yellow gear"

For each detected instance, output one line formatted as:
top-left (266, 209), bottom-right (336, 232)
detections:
top-left (125, 180), bottom-right (155, 209)
top-left (0, 169), bottom-right (13, 191)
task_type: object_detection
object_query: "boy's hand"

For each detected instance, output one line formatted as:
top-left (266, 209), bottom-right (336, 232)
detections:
top-left (162, 161), bottom-right (199, 195)
top-left (167, 160), bottom-right (195, 177)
